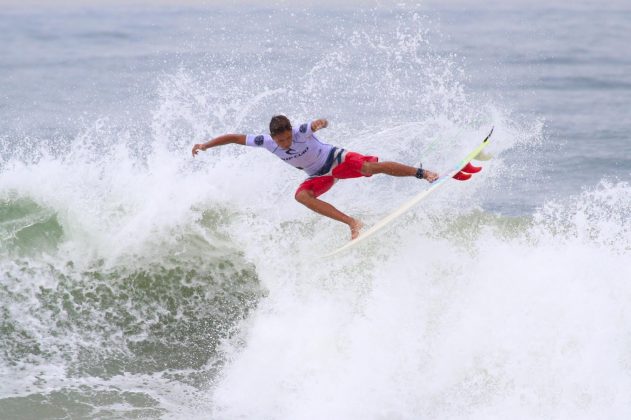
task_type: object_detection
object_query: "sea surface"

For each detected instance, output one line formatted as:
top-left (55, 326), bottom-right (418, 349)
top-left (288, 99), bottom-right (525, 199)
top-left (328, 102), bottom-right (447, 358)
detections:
top-left (1, 1), bottom-right (631, 419)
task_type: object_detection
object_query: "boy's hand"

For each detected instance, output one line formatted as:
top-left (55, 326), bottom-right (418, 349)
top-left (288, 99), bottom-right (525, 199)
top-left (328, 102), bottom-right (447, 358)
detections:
top-left (311, 119), bottom-right (328, 132)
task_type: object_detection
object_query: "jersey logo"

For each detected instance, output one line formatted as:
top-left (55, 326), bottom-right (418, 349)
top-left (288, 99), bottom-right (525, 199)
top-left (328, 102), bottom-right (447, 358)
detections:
top-left (285, 148), bottom-right (298, 155)
top-left (299, 123), bottom-right (308, 133)
top-left (254, 135), bottom-right (264, 146)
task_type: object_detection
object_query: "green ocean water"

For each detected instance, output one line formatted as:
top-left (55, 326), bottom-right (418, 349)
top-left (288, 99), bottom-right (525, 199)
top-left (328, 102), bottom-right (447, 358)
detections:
top-left (1, 197), bottom-right (263, 418)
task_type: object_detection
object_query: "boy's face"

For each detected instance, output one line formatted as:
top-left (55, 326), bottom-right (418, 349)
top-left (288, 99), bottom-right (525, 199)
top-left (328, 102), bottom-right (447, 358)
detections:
top-left (272, 129), bottom-right (293, 149)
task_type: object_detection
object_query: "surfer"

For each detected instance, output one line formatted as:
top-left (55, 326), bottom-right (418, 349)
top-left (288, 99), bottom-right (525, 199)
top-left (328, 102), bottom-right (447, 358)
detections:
top-left (192, 115), bottom-right (438, 239)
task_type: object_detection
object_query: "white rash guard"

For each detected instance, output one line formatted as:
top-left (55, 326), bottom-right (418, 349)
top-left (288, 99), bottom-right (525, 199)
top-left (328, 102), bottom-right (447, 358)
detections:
top-left (245, 121), bottom-right (335, 176)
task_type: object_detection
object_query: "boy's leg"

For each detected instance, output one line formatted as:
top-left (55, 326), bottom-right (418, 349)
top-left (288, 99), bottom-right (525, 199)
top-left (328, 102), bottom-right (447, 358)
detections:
top-left (361, 161), bottom-right (438, 181)
top-left (295, 190), bottom-right (363, 239)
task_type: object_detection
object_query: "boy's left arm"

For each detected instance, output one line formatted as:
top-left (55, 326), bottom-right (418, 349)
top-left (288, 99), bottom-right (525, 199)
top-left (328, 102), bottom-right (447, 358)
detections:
top-left (311, 119), bottom-right (328, 132)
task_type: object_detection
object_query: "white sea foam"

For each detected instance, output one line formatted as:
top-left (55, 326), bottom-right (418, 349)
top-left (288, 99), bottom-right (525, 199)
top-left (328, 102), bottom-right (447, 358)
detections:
top-left (212, 178), bottom-right (631, 420)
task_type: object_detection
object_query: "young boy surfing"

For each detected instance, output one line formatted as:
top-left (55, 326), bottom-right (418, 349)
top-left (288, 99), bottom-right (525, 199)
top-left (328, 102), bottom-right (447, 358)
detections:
top-left (192, 115), bottom-right (438, 239)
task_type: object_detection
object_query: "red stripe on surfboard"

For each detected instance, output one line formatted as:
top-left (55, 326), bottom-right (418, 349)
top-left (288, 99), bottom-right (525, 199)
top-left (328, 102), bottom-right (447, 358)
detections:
top-left (461, 162), bottom-right (482, 174)
top-left (453, 171), bottom-right (472, 181)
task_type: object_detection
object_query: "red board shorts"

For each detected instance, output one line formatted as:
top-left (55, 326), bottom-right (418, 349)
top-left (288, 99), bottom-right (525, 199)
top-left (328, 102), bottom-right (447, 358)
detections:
top-left (295, 150), bottom-right (379, 198)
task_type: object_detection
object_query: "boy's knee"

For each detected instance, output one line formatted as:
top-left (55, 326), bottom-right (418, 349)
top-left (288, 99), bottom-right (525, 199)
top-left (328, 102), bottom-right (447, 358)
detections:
top-left (295, 190), bottom-right (314, 204)
top-left (361, 162), bottom-right (377, 175)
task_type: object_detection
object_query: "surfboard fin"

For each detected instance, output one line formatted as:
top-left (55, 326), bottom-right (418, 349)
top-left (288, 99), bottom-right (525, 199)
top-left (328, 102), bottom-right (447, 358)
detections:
top-left (474, 151), bottom-right (493, 161)
top-left (461, 162), bottom-right (482, 174)
top-left (453, 171), bottom-right (472, 181)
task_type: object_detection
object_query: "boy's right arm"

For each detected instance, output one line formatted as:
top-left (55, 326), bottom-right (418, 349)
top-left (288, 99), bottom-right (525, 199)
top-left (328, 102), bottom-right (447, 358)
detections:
top-left (192, 134), bottom-right (246, 157)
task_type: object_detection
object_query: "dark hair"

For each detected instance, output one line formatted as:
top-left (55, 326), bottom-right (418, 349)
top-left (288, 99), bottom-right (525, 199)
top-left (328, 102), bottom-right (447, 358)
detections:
top-left (269, 115), bottom-right (292, 136)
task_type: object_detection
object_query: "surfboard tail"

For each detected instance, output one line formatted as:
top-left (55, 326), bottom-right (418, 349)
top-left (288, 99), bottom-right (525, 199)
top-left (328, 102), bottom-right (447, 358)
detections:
top-left (455, 138), bottom-right (494, 180)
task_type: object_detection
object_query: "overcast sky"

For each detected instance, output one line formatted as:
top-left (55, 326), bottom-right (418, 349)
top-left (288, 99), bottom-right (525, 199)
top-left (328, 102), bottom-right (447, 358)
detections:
top-left (2, 0), bottom-right (629, 12)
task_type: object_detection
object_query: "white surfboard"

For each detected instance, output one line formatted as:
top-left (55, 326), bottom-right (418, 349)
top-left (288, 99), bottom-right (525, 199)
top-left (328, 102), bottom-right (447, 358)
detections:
top-left (323, 128), bottom-right (494, 257)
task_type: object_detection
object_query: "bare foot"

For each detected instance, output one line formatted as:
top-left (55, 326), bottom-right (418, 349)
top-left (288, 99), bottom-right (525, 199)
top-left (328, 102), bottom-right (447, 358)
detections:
top-left (349, 218), bottom-right (364, 240)
top-left (423, 169), bottom-right (439, 183)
